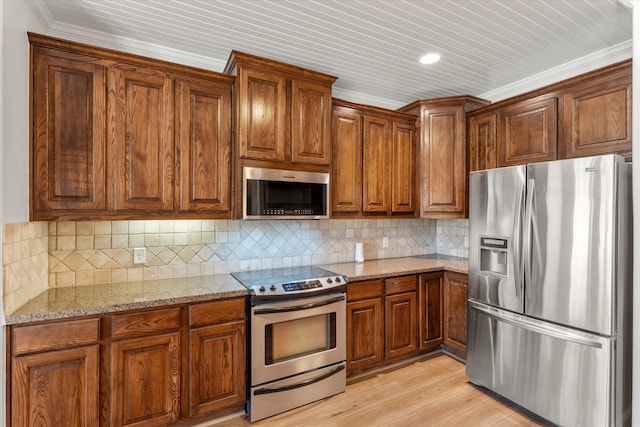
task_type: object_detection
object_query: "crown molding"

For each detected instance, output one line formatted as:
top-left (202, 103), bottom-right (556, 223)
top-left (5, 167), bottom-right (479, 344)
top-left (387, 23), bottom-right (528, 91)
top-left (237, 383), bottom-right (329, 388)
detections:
top-left (480, 39), bottom-right (632, 102)
top-left (29, 6), bottom-right (632, 109)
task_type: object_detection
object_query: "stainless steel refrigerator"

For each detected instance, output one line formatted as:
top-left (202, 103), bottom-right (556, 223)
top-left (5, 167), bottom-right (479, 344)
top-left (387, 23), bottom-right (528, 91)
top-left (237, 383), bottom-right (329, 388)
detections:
top-left (466, 154), bottom-right (632, 427)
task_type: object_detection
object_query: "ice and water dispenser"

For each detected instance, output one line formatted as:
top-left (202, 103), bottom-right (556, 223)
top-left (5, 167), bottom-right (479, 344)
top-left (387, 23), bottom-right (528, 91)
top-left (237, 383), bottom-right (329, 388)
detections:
top-left (479, 237), bottom-right (509, 277)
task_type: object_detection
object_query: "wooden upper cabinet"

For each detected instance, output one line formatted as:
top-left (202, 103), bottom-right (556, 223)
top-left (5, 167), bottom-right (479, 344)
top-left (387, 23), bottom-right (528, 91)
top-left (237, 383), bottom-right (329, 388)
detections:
top-left (468, 60), bottom-right (632, 172)
top-left (30, 33), bottom-right (235, 219)
top-left (332, 99), bottom-right (416, 218)
top-left (391, 121), bottom-right (416, 214)
top-left (363, 115), bottom-right (391, 213)
top-left (291, 79), bottom-right (332, 165)
top-left (468, 111), bottom-right (497, 172)
top-left (497, 94), bottom-right (558, 167)
top-left (562, 63), bottom-right (631, 159)
top-left (400, 96), bottom-right (489, 219)
top-left (175, 76), bottom-right (231, 215)
top-left (225, 51), bottom-right (337, 169)
top-left (110, 64), bottom-right (174, 212)
top-left (332, 105), bottom-right (363, 214)
top-left (236, 66), bottom-right (287, 162)
top-left (31, 46), bottom-right (107, 219)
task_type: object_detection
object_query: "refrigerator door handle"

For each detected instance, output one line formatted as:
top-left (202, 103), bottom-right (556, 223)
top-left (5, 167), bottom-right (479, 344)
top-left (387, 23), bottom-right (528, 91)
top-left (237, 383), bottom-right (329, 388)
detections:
top-left (469, 301), bottom-right (604, 349)
top-left (524, 178), bottom-right (535, 301)
top-left (512, 179), bottom-right (525, 299)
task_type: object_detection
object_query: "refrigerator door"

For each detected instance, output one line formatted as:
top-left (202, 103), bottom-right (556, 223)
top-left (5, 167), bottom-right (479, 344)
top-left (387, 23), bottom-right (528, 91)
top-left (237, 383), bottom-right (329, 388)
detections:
top-left (469, 166), bottom-right (526, 313)
top-left (525, 155), bottom-right (621, 335)
top-left (466, 301), bottom-right (617, 427)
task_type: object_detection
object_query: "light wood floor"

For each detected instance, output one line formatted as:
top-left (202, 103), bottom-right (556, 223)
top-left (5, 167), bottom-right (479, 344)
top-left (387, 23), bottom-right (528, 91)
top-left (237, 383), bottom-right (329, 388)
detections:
top-left (210, 354), bottom-right (553, 427)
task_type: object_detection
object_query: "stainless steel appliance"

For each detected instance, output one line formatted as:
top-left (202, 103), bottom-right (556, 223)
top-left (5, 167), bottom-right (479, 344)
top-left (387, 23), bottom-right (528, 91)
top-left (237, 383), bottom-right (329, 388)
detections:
top-left (231, 266), bottom-right (347, 422)
top-left (242, 166), bottom-right (329, 219)
top-left (467, 154), bottom-right (632, 427)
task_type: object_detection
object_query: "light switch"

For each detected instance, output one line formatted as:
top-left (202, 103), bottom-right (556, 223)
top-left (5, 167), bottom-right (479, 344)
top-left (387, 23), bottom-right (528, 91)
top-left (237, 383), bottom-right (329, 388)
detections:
top-left (133, 247), bottom-right (146, 264)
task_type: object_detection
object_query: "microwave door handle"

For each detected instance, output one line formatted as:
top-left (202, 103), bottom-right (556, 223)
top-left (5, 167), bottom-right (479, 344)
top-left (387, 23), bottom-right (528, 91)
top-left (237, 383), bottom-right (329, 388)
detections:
top-left (253, 295), bottom-right (346, 314)
top-left (253, 364), bottom-right (346, 395)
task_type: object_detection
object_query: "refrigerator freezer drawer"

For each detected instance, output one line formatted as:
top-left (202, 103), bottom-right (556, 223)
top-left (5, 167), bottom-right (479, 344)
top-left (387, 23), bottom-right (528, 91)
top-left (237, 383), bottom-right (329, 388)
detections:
top-left (466, 301), bottom-right (620, 427)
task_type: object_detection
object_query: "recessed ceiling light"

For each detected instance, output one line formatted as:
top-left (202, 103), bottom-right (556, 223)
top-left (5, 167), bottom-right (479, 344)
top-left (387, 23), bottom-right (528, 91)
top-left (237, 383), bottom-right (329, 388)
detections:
top-left (419, 53), bottom-right (441, 65)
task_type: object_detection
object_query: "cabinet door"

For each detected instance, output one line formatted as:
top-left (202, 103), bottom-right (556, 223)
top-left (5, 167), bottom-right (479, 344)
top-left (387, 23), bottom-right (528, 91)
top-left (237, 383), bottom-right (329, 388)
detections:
top-left (497, 95), bottom-right (557, 167)
top-left (421, 105), bottom-right (466, 217)
top-left (362, 116), bottom-right (391, 213)
top-left (31, 48), bottom-right (107, 218)
top-left (444, 272), bottom-right (468, 358)
top-left (110, 65), bottom-right (174, 212)
top-left (468, 111), bottom-right (497, 172)
top-left (391, 121), bottom-right (416, 214)
top-left (188, 321), bottom-right (246, 417)
top-left (562, 68), bottom-right (631, 158)
top-left (385, 292), bottom-right (418, 359)
top-left (291, 79), bottom-right (332, 165)
top-left (419, 272), bottom-right (444, 351)
top-left (237, 67), bottom-right (287, 162)
top-left (331, 106), bottom-right (362, 214)
top-left (175, 76), bottom-right (231, 214)
top-left (12, 345), bottom-right (99, 427)
top-left (346, 298), bottom-right (384, 373)
top-left (110, 333), bottom-right (181, 426)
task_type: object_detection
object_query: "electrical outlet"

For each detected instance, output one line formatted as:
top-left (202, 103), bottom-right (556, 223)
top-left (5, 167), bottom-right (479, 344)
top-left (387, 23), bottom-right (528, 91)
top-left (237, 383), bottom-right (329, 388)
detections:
top-left (382, 237), bottom-right (389, 248)
top-left (133, 247), bottom-right (146, 264)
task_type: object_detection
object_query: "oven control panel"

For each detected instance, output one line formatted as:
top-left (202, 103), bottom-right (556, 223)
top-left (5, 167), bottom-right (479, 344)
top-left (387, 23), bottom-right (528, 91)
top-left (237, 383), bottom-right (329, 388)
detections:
top-left (253, 276), bottom-right (346, 296)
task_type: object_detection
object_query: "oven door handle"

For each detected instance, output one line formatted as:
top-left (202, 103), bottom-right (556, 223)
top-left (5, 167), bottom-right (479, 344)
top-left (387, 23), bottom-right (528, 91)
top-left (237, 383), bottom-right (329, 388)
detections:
top-left (253, 295), bottom-right (345, 314)
top-left (253, 364), bottom-right (345, 395)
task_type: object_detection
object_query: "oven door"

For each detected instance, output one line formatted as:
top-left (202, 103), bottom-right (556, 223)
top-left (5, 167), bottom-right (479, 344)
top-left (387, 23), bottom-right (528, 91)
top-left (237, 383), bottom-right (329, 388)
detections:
top-left (251, 292), bottom-right (346, 386)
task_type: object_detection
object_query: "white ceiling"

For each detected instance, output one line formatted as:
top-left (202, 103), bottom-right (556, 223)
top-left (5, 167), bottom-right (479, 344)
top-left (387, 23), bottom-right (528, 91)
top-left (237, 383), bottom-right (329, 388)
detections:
top-left (30, 0), bottom-right (633, 109)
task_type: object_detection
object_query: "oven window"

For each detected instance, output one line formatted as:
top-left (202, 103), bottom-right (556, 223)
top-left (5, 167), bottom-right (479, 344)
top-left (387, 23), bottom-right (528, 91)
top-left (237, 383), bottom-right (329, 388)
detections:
top-left (264, 313), bottom-right (336, 364)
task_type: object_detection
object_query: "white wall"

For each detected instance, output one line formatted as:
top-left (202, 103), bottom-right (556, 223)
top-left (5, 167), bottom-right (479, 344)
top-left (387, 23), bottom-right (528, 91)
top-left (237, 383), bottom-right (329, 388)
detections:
top-left (3, 1), bottom-right (42, 224)
top-left (2, 1), bottom-right (45, 424)
top-left (631, 5), bottom-right (640, 426)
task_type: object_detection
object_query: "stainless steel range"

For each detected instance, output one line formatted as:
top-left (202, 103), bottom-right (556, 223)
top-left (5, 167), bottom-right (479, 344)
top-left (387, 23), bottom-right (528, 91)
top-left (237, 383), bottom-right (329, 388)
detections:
top-left (231, 266), bottom-right (348, 422)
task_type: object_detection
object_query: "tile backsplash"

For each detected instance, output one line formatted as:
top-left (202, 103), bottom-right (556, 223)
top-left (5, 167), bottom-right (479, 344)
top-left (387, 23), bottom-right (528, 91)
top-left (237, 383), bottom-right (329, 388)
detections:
top-left (3, 217), bottom-right (470, 313)
top-left (3, 222), bottom-right (48, 313)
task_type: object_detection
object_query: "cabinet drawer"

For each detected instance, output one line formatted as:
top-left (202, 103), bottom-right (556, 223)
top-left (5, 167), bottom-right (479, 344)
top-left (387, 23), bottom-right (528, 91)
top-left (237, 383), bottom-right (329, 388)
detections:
top-left (13, 318), bottom-right (100, 356)
top-left (111, 307), bottom-right (181, 340)
top-left (347, 280), bottom-right (383, 301)
top-left (385, 275), bottom-right (417, 295)
top-left (189, 298), bottom-right (246, 327)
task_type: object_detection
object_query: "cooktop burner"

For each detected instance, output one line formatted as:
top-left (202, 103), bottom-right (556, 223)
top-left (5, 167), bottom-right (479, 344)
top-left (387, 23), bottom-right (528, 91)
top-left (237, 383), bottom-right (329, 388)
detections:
top-left (231, 266), bottom-right (347, 302)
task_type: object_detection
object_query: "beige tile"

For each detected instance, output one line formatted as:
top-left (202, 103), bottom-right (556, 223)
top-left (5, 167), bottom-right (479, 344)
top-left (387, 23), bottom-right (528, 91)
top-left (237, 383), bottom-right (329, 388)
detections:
top-left (76, 221), bottom-right (95, 236)
top-left (75, 270), bottom-right (94, 286)
top-left (57, 222), bottom-right (76, 236)
top-left (56, 271), bottom-right (76, 287)
top-left (129, 220), bottom-right (145, 234)
top-left (112, 221), bottom-right (129, 234)
top-left (94, 221), bottom-right (112, 235)
top-left (76, 236), bottom-right (95, 250)
top-left (95, 235), bottom-right (112, 249)
top-left (93, 269), bottom-right (111, 284)
top-left (57, 236), bottom-right (76, 251)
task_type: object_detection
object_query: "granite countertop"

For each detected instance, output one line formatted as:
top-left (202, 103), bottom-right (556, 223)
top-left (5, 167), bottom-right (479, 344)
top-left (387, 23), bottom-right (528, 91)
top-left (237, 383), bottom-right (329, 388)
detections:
top-left (322, 254), bottom-right (468, 282)
top-left (6, 255), bottom-right (468, 325)
top-left (5, 274), bottom-right (248, 325)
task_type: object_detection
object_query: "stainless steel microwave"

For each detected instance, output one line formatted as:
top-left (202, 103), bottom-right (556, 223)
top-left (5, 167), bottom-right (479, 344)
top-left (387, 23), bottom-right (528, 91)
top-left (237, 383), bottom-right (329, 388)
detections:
top-left (242, 167), bottom-right (329, 219)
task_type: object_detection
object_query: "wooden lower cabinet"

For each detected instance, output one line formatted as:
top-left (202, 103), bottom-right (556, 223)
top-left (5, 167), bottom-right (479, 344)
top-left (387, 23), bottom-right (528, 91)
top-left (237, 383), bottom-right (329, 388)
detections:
top-left (187, 298), bottom-right (246, 417)
top-left (346, 271), bottom-right (469, 377)
top-left (418, 272), bottom-right (444, 352)
top-left (8, 299), bottom-right (247, 427)
top-left (443, 272), bottom-right (469, 358)
top-left (109, 333), bottom-right (181, 426)
top-left (10, 318), bottom-right (101, 427)
top-left (107, 308), bottom-right (182, 426)
top-left (12, 345), bottom-right (100, 427)
top-left (346, 280), bottom-right (384, 374)
top-left (384, 276), bottom-right (418, 360)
